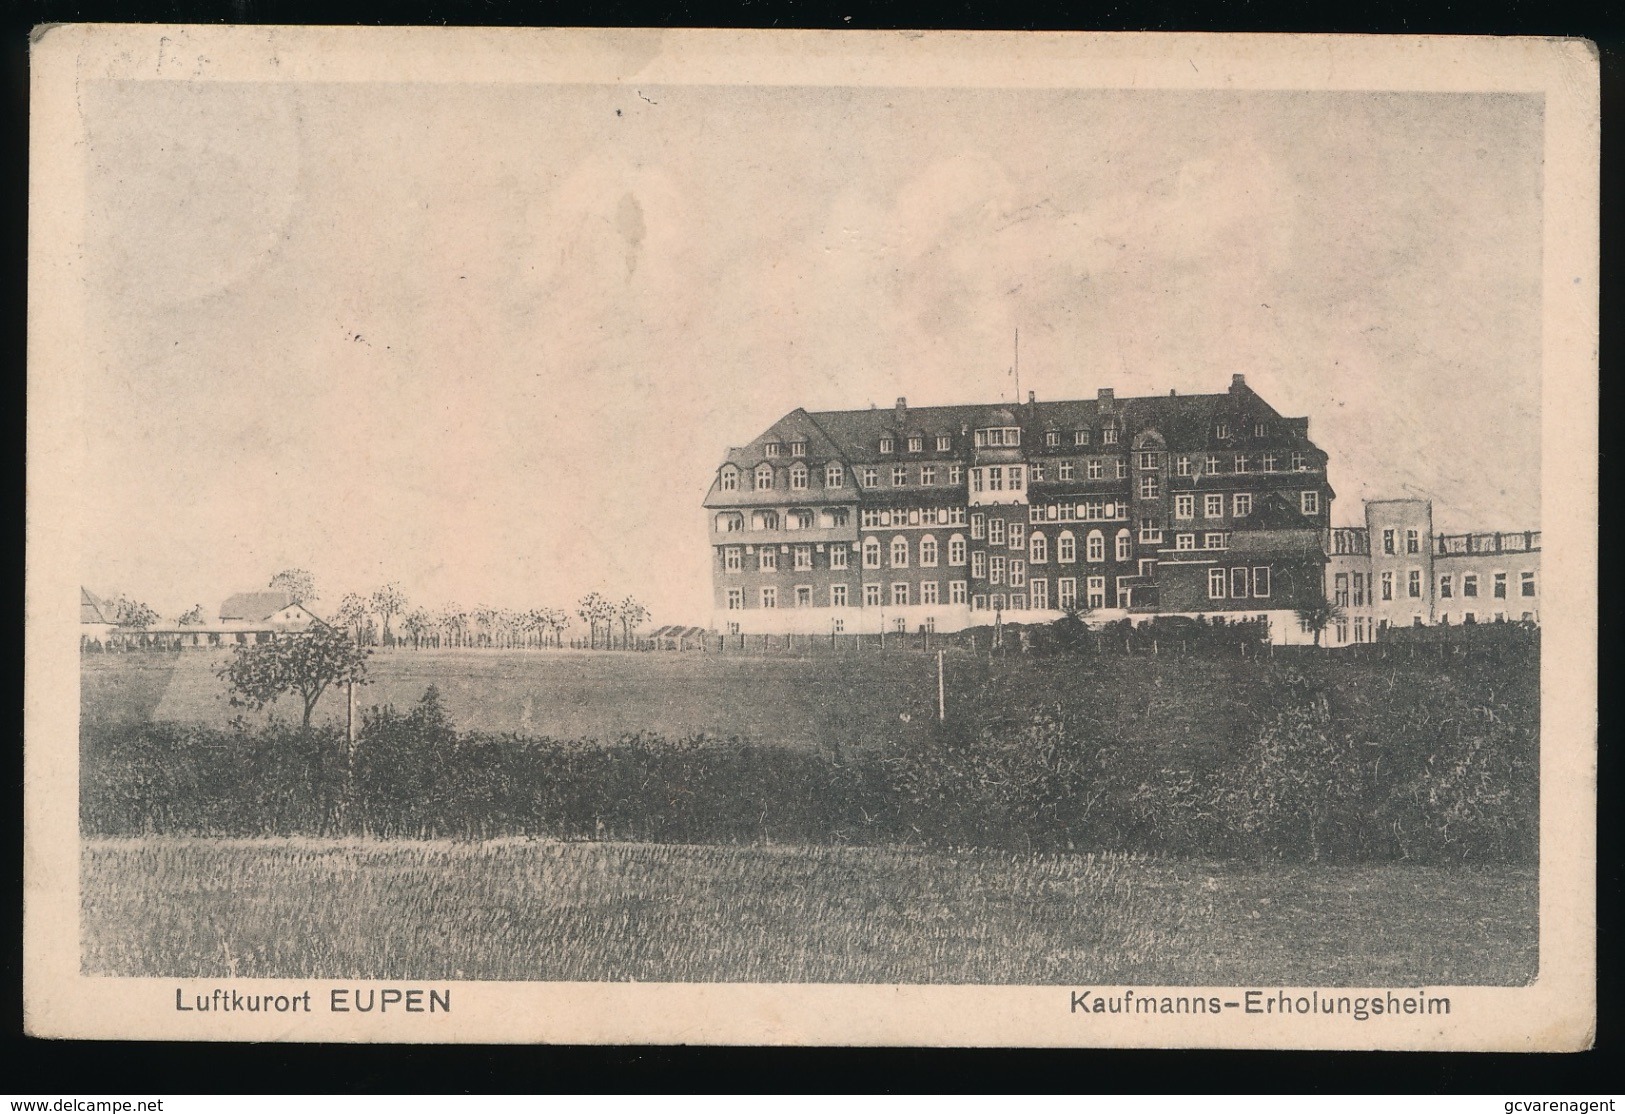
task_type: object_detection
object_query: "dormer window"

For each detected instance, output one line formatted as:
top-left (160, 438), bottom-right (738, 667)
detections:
top-left (973, 426), bottom-right (1022, 448)
top-left (862, 467), bottom-right (878, 488)
top-left (1074, 430), bottom-right (1090, 446)
top-left (1102, 426), bottom-right (1119, 445)
top-left (908, 436), bottom-right (923, 453)
top-left (825, 462), bottom-right (844, 488)
top-left (789, 463), bottom-right (809, 491)
top-left (719, 466), bottom-right (739, 492)
top-left (1046, 431), bottom-right (1060, 447)
top-left (790, 440), bottom-right (807, 457)
top-left (936, 434), bottom-right (952, 452)
top-left (1254, 422), bottom-right (1268, 438)
top-left (754, 463), bottom-right (774, 491)
top-left (1214, 423), bottom-right (1230, 440)
top-left (880, 437), bottom-right (895, 454)
top-left (765, 442), bottom-right (782, 457)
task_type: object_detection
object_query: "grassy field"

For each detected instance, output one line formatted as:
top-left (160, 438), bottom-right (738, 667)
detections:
top-left (80, 650), bottom-right (951, 749)
top-left (82, 837), bottom-right (1538, 986)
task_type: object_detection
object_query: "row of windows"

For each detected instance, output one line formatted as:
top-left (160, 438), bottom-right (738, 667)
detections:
top-left (1331, 611), bottom-right (1537, 644)
top-left (974, 517), bottom-right (1138, 557)
top-left (1030, 459), bottom-right (1129, 482)
top-left (972, 426), bottom-right (1025, 448)
top-left (723, 448), bottom-right (1319, 493)
top-left (724, 461), bottom-right (975, 493)
top-left (723, 544), bottom-right (856, 573)
top-left (721, 491), bottom-right (1317, 537)
top-left (715, 508), bottom-right (852, 533)
top-left (860, 506), bottom-right (968, 528)
top-left (1335, 568), bottom-right (1538, 604)
top-left (879, 434), bottom-right (956, 454)
top-left (970, 465), bottom-right (1025, 493)
top-left (725, 576), bottom-right (1130, 612)
top-left (1439, 571), bottom-right (1536, 599)
top-left (1023, 501), bottom-right (1129, 524)
top-left (1031, 451), bottom-right (1315, 481)
top-left (726, 581), bottom-right (971, 609)
top-left (1169, 490), bottom-right (1321, 517)
top-left (1176, 451), bottom-right (1310, 475)
top-left (1171, 533), bottom-right (1232, 551)
top-left (1380, 527), bottom-right (1423, 555)
top-left (1207, 567), bottom-right (1273, 600)
top-left (726, 527), bottom-right (1153, 575)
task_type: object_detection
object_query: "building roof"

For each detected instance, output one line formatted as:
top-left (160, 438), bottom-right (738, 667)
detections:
top-left (81, 588), bottom-right (112, 625)
top-left (219, 590), bottom-right (295, 622)
top-left (704, 377), bottom-right (1323, 507)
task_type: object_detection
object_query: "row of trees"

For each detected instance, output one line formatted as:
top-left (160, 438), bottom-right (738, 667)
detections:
top-left (93, 568), bottom-right (654, 652)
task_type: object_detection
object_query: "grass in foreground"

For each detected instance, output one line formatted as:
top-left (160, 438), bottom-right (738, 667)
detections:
top-left (82, 838), bottom-right (1537, 986)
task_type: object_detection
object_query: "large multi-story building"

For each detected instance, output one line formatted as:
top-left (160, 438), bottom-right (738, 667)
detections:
top-left (703, 375), bottom-right (1336, 642)
top-left (1325, 499), bottom-right (1540, 646)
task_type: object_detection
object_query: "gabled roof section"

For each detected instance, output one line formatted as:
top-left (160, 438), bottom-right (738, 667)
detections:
top-left (81, 588), bottom-right (112, 624)
top-left (219, 589), bottom-right (295, 622)
top-left (713, 408), bottom-right (852, 474)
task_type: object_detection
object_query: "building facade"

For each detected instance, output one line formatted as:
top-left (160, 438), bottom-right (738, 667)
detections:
top-left (1324, 499), bottom-right (1540, 646)
top-left (703, 375), bottom-right (1335, 642)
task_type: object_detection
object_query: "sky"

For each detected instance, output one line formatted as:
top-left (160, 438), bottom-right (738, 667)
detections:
top-left (78, 82), bottom-right (1543, 624)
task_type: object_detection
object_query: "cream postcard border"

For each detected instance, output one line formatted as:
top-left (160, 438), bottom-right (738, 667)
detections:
top-left (25, 26), bottom-right (1599, 1048)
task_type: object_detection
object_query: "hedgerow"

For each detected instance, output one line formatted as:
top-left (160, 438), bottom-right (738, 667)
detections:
top-left (82, 645), bottom-right (1537, 863)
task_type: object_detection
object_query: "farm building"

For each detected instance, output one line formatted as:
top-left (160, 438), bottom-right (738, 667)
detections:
top-left (81, 587), bottom-right (327, 650)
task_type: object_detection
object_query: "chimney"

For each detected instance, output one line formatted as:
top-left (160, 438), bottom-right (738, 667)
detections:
top-left (895, 396), bottom-right (907, 426)
top-left (1169, 389), bottom-right (1177, 397)
top-left (1231, 374), bottom-right (1247, 392)
top-left (1098, 388), bottom-right (1114, 401)
top-left (1027, 391), bottom-right (1036, 405)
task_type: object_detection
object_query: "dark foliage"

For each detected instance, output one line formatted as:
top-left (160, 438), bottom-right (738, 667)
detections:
top-left (82, 645), bottom-right (1538, 863)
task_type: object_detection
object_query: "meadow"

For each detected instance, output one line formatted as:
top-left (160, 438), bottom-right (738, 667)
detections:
top-left (81, 837), bottom-right (1538, 985)
top-left (79, 642), bottom-right (1540, 983)
top-left (80, 648), bottom-right (946, 749)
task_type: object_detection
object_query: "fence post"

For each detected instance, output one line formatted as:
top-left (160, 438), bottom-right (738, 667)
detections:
top-left (937, 649), bottom-right (946, 722)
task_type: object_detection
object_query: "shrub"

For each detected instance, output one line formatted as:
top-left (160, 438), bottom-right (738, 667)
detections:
top-left (83, 645), bottom-right (1539, 864)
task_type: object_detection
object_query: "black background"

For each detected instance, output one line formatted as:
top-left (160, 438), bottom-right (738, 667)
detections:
top-left (2, 0), bottom-right (1618, 1094)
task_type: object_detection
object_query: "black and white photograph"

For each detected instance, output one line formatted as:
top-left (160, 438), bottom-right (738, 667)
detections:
top-left (23, 26), bottom-right (1597, 1048)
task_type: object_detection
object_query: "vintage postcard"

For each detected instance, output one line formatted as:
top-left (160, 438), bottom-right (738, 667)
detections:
top-left (25, 26), bottom-right (1597, 1048)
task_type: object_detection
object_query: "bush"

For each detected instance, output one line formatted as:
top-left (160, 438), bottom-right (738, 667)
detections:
top-left (83, 645), bottom-right (1539, 864)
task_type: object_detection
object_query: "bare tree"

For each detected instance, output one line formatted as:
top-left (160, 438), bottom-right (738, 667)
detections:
top-left (111, 595), bottom-right (159, 630)
top-left (371, 582), bottom-right (408, 648)
top-left (402, 607), bottom-right (433, 650)
top-left (542, 606), bottom-right (570, 648)
top-left (268, 568), bottom-right (318, 605)
top-left (616, 596), bottom-right (650, 650)
top-left (335, 593), bottom-right (371, 645)
top-left (437, 603), bottom-right (468, 649)
top-left (577, 592), bottom-right (614, 649)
